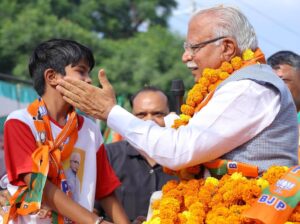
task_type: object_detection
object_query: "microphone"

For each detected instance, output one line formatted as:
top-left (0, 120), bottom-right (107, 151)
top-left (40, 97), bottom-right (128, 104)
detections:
top-left (170, 79), bottom-right (185, 115)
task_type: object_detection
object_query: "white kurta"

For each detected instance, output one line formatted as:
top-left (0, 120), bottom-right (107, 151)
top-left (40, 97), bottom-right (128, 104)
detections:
top-left (108, 80), bottom-right (280, 170)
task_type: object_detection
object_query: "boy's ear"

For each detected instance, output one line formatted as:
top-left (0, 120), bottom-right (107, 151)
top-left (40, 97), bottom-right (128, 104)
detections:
top-left (44, 69), bottom-right (59, 85)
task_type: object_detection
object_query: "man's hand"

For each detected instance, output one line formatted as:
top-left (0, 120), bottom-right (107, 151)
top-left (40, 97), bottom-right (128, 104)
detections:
top-left (57, 69), bottom-right (117, 121)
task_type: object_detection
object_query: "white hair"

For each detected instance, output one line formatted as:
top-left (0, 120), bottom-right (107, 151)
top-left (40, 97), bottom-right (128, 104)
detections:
top-left (71, 152), bottom-right (81, 163)
top-left (192, 5), bottom-right (258, 52)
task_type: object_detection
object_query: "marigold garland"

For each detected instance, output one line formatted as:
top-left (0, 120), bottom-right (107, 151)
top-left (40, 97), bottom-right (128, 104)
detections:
top-left (144, 166), bottom-right (300, 224)
top-left (166, 48), bottom-right (265, 180)
top-left (172, 49), bottom-right (256, 129)
top-left (151, 49), bottom-right (295, 224)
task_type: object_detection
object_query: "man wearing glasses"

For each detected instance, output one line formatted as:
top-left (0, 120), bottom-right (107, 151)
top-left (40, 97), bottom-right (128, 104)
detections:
top-left (57, 6), bottom-right (298, 175)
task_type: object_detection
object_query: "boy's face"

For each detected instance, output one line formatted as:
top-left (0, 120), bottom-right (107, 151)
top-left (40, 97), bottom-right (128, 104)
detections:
top-left (60, 60), bottom-right (92, 84)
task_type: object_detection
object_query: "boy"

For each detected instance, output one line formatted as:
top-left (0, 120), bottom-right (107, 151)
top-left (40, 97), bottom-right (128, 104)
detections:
top-left (3, 39), bottom-right (129, 224)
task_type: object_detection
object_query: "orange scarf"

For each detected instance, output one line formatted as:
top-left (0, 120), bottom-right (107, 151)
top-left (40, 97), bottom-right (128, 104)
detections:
top-left (3, 98), bottom-right (78, 224)
top-left (243, 166), bottom-right (300, 224)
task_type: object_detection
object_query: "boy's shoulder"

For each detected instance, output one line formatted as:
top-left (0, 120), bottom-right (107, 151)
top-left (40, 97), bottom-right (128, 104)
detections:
top-left (6, 108), bottom-right (31, 123)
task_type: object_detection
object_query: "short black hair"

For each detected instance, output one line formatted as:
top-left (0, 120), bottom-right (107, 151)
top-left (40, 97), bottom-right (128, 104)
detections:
top-left (130, 86), bottom-right (169, 109)
top-left (267, 51), bottom-right (300, 70)
top-left (28, 38), bottom-right (95, 96)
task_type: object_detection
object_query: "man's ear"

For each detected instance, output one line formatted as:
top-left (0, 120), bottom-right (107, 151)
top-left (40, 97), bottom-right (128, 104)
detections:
top-left (221, 38), bottom-right (238, 62)
top-left (44, 69), bottom-right (59, 86)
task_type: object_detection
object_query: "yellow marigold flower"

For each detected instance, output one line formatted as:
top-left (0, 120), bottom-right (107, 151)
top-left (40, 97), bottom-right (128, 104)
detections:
top-left (219, 71), bottom-right (229, 80)
top-left (220, 61), bottom-right (233, 73)
top-left (178, 212), bottom-right (188, 224)
top-left (231, 56), bottom-right (243, 70)
top-left (179, 114), bottom-right (191, 122)
top-left (207, 70), bottom-right (219, 83)
top-left (230, 172), bottom-right (246, 180)
top-left (205, 177), bottom-right (219, 187)
top-left (181, 104), bottom-right (195, 116)
top-left (242, 48), bottom-right (255, 60)
top-left (256, 177), bottom-right (269, 190)
top-left (202, 68), bottom-right (215, 78)
top-left (198, 77), bottom-right (210, 87)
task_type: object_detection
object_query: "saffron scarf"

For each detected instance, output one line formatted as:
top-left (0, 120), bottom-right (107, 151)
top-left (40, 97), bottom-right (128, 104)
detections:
top-left (3, 98), bottom-right (78, 224)
top-left (243, 165), bottom-right (300, 224)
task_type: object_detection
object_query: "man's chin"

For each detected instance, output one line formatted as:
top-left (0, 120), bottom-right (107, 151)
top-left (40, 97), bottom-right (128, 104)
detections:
top-left (191, 70), bottom-right (201, 83)
top-left (193, 73), bottom-right (201, 83)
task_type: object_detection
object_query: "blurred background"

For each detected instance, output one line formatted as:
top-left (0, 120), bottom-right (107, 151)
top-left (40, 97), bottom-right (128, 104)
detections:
top-left (0, 0), bottom-right (299, 139)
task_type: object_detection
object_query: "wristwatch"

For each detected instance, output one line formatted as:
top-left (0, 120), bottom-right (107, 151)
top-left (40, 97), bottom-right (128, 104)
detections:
top-left (95, 216), bottom-right (104, 224)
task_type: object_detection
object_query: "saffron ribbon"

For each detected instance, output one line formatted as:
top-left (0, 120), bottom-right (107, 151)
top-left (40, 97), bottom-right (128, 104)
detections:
top-left (3, 98), bottom-right (78, 224)
top-left (204, 159), bottom-right (258, 178)
top-left (243, 165), bottom-right (300, 224)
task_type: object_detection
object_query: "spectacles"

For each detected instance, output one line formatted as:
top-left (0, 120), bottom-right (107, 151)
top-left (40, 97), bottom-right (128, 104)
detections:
top-left (183, 36), bottom-right (227, 56)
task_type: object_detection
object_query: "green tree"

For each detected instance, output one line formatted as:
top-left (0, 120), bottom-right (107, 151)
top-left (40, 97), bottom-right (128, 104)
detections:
top-left (97, 26), bottom-right (193, 109)
top-left (0, 0), bottom-right (194, 104)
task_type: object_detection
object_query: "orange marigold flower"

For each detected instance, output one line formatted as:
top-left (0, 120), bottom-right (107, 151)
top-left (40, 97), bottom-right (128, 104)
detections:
top-left (208, 84), bottom-right (217, 92)
top-left (151, 200), bottom-right (161, 210)
top-left (193, 84), bottom-right (208, 95)
top-left (289, 204), bottom-right (300, 222)
top-left (184, 195), bottom-right (199, 209)
top-left (261, 165), bottom-right (288, 185)
top-left (181, 104), bottom-right (195, 116)
top-left (190, 92), bottom-right (203, 104)
top-left (162, 180), bottom-right (179, 194)
top-left (231, 56), bottom-right (243, 70)
top-left (172, 119), bottom-right (189, 129)
top-left (164, 189), bottom-right (184, 205)
top-left (186, 97), bottom-right (196, 107)
top-left (220, 61), bottom-right (233, 73)
top-left (198, 77), bottom-right (210, 87)
top-left (219, 71), bottom-right (230, 80)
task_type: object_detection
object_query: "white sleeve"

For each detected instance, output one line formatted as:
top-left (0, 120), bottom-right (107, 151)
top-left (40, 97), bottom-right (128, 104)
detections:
top-left (108, 80), bottom-right (280, 170)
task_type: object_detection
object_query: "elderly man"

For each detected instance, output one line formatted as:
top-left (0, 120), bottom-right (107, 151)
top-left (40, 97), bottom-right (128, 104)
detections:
top-left (100, 86), bottom-right (178, 223)
top-left (57, 5), bottom-right (298, 175)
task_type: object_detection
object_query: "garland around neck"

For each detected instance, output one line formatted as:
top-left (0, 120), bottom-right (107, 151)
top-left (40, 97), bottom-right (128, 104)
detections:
top-left (172, 48), bottom-right (266, 129)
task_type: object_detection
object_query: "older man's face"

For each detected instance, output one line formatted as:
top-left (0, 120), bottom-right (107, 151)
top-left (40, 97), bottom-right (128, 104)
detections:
top-left (182, 15), bottom-right (225, 82)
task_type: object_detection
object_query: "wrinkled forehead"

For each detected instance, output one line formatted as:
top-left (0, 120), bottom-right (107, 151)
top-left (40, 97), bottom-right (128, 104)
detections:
top-left (187, 13), bottom-right (218, 41)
